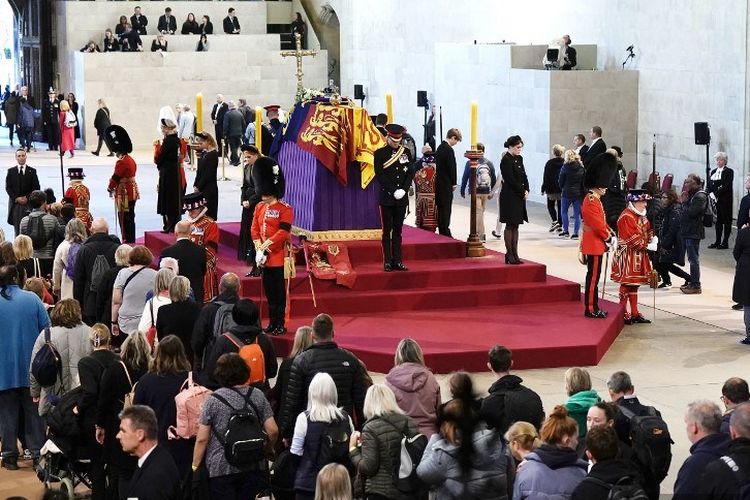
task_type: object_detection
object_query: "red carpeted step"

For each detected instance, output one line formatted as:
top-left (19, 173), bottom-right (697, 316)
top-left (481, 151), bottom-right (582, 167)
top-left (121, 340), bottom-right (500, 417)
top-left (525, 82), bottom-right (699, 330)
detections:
top-left (268, 301), bottom-right (625, 374)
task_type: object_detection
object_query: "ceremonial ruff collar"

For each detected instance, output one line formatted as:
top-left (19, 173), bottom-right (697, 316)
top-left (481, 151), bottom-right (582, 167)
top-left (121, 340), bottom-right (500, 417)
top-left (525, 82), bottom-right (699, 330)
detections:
top-left (628, 202), bottom-right (647, 217)
top-left (186, 207), bottom-right (208, 224)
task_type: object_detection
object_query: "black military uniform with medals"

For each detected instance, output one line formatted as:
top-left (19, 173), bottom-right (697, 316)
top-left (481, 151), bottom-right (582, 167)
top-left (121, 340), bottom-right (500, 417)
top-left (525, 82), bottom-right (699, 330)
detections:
top-left (42, 89), bottom-right (60, 150)
top-left (374, 124), bottom-right (415, 272)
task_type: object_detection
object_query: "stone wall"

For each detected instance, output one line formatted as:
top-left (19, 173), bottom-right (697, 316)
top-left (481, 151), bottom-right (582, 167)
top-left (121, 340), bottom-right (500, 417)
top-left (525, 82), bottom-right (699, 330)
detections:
top-left (331, 0), bottom-right (748, 203)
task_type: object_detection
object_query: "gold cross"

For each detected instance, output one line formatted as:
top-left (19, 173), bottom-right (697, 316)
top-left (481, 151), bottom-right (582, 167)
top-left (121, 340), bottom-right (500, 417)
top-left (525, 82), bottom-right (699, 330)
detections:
top-left (281, 33), bottom-right (318, 94)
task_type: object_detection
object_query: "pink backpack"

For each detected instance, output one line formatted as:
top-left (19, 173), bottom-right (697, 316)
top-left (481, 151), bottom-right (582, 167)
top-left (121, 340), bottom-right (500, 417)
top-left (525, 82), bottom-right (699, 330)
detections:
top-left (168, 372), bottom-right (212, 440)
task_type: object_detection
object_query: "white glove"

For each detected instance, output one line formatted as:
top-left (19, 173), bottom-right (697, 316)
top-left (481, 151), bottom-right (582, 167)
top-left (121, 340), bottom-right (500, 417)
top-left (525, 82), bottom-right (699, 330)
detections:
top-left (255, 252), bottom-right (267, 266)
top-left (393, 189), bottom-right (406, 200)
top-left (650, 235), bottom-right (659, 247)
top-left (608, 236), bottom-right (618, 251)
top-left (709, 192), bottom-right (717, 203)
top-left (647, 241), bottom-right (658, 252)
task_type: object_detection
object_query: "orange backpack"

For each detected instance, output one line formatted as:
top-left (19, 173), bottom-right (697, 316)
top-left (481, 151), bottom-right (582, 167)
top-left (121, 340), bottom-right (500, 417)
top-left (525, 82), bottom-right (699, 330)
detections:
top-left (223, 333), bottom-right (266, 385)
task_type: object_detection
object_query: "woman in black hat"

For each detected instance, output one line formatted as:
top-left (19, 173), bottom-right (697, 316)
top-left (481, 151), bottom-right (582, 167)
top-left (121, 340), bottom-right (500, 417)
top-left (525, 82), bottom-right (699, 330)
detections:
top-left (499, 135), bottom-right (529, 264)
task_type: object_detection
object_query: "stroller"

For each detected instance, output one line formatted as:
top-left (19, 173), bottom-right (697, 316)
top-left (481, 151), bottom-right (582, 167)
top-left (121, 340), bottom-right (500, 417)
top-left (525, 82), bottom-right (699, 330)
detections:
top-left (37, 386), bottom-right (92, 499)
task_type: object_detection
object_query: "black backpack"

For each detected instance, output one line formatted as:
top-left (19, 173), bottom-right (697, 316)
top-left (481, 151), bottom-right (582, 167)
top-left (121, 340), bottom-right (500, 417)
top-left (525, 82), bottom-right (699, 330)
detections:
top-left (383, 418), bottom-right (428, 496)
top-left (31, 327), bottom-right (61, 387)
top-left (26, 212), bottom-right (50, 250)
top-left (312, 412), bottom-right (351, 467)
top-left (720, 455), bottom-right (750, 500)
top-left (583, 475), bottom-right (649, 500)
top-left (89, 254), bottom-right (111, 292)
top-left (211, 387), bottom-right (268, 469)
top-left (619, 404), bottom-right (672, 484)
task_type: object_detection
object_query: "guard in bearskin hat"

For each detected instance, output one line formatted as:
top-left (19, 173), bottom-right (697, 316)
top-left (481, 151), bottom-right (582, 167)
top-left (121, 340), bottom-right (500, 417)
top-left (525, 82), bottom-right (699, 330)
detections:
top-left (105, 125), bottom-right (139, 243)
top-left (251, 159), bottom-right (294, 335)
top-left (183, 191), bottom-right (219, 303)
top-left (611, 187), bottom-right (658, 324)
top-left (581, 151), bottom-right (618, 319)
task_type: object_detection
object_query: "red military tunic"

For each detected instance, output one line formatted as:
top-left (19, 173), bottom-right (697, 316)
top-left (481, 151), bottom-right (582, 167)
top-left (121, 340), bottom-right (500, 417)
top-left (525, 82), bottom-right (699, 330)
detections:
top-left (190, 214), bottom-right (219, 302)
top-left (611, 207), bottom-right (653, 285)
top-left (108, 154), bottom-right (140, 210)
top-left (581, 192), bottom-right (611, 255)
top-left (64, 181), bottom-right (93, 230)
top-left (251, 200), bottom-right (294, 267)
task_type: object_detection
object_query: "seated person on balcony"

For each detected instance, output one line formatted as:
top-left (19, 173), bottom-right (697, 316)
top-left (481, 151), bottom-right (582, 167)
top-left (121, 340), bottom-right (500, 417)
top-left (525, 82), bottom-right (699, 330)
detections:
top-left (223, 8), bottom-right (241, 34)
top-left (151, 34), bottom-right (168, 53)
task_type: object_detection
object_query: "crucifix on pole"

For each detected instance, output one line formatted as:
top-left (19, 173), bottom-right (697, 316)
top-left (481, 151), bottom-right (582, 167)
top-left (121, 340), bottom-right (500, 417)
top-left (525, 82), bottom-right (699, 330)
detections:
top-left (281, 33), bottom-right (318, 94)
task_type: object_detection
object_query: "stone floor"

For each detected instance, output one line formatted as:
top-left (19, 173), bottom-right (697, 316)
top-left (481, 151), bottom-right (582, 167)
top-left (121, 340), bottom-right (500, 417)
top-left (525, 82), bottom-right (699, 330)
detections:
top-left (0, 132), bottom-right (747, 497)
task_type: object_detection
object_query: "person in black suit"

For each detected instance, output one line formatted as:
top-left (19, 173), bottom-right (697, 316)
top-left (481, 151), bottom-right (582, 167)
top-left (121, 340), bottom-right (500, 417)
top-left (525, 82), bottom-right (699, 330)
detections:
top-left (160, 220), bottom-right (207, 306)
top-left (708, 151), bottom-right (735, 249)
top-left (210, 94), bottom-right (228, 157)
top-left (193, 132), bottom-right (220, 219)
top-left (118, 24), bottom-right (143, 52)
top-left (434, 128), bottom-right (462, 237)
top-left (573, 133), bottom-right (589, 158)
top-left (738, 175), bottom-right (750, 231)
top-left (157, 7), bottom-right (177, 35)
top-left (561, 34), bottom-right (577, 70)
top-left (223, 8), bottom-right (241, 34)
top-left (374, 124), bottom-right (414, 272)
top-left (42, 88), bottom-right (60, 151)
top-left (499, 135), bottom-right (529, 265)
top-left (238, 145), bottom-right (263, 267)
top-left (117, 405), bottom-right (181, 500)
top-left (130, 6), bottom-right (148, 36)
top-left (583, 126), bottom-right (606, 167)
top-left (6, 148), bottom-right (40, 236)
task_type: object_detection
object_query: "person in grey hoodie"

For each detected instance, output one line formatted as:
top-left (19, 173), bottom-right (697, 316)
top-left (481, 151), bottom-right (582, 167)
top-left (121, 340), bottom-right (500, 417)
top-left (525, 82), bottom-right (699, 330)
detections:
top-left (385, 338), bottom-right (441, 437)
top-left (513, 405), bottom-right (587, 500)
top-left (417, 373), bottom-right (513, 500)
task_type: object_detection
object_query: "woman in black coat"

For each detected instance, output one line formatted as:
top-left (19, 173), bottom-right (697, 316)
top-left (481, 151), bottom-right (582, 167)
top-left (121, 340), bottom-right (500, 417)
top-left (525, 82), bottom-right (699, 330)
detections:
top-left (499, 135), bottom-right (529, 265)
top-left (601, 148), bottom-right (627, 232)
top-left (656, 189), bottom-right (692, 288)
top-left (156, 277), bottom-right (201, 366)
top-left (133, 335), bottom-right (193, 477)
top-left (103, 29), bottom-right (120, 52)
top-left (733, 225), bottom-right (750, 344)
top-left (92, 99), bottom-right (112, 156)
top-left (199, 15), bottom-right (213, 35)
top-left (558, 150), bottom-right (585, 238)
top-left (237, 145), bottom-right (261, 262)
top-left (181, 13), bottom-right (200, 35)
top-left (156, 120), bottom-right (182, 233)
top-left (193, 132), bottom-right (219, 220)
top-left (708, 152), bottom-right (735, 249)
top-left (541, 145), bottom-right (564, 231)
top-left (95, 332), bottom-right (150, 499)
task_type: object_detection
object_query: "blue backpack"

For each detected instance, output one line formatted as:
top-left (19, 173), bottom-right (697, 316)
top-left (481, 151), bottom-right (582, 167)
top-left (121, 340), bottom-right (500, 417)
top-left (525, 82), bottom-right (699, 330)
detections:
top-left (31, 327), bottom-right (61, 387)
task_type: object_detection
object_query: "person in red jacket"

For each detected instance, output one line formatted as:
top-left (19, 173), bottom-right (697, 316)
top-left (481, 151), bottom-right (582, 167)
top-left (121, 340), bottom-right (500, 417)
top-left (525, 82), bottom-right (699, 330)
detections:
top-left (252, 157), bottom-right (293, 336)
top-left (183, 192), bottom-right (219, 303)
top-left (611, 189), bottom-right (657, 324)
top-left (581, 151), bottom-right (618, 318)
top-left (105, 125), bottom-right (139, 243)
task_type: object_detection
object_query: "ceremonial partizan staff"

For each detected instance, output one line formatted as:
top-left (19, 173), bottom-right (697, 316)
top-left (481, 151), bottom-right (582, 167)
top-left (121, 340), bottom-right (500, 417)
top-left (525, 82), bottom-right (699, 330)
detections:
top-left (580, 151), bottom-right (618, 319)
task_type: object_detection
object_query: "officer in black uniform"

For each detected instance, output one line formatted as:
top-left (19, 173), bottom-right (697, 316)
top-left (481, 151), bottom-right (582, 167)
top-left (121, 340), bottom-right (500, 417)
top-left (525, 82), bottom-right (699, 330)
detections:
top-left (374, 124), bottom-right (414, 272)
top-left (42, 88), bottom-right (60, 151)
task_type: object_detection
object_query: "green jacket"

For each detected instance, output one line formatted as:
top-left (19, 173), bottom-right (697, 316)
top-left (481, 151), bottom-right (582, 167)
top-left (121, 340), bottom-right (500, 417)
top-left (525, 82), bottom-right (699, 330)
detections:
top-left (565, 390), bottom-right (601, 438)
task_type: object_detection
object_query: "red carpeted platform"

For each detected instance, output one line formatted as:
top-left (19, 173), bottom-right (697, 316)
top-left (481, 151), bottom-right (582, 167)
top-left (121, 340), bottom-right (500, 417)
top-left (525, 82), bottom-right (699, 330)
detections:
top-left (144, 224), bottom-right (624, 373)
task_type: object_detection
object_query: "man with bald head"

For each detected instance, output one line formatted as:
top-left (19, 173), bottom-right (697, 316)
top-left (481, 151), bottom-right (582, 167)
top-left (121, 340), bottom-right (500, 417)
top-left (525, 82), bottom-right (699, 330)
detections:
top-left (699, 403), bottom-right (750, 497)
top-left (74, 217), bottom-right (121, 325)
top-left (211, 94), bottom-right (228, 156)
top-left (160, 220), bottom-right (206, 305)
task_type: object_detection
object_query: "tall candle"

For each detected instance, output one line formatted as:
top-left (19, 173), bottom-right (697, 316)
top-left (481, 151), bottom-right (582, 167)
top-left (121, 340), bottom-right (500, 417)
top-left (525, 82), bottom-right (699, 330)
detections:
top-left (255, 107), bottom-right (263, 151)
top-left (386, 92), bottom-right (393, 123)
top-left (470, 101), bottom-right (478, 148)
top-left (195, 93), bottom-right (203, 133)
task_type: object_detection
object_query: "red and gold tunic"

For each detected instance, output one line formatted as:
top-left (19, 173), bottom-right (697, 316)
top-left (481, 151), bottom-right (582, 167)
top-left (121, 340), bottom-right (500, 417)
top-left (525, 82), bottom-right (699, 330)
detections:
top-left (414, 162), bottom-right (437, 232)
top-left (251, 200), bottom-right (294, 268)
top-left (190, 214), bottom-right (219, 302)
top-left (64, 181), bottom-right (93, 230)
top-left (108, 154), bottom-right (140, 211)
top-left (581, 192), bottom-right (611, 256)
top-left (611, 206), bottom-right (654, 285)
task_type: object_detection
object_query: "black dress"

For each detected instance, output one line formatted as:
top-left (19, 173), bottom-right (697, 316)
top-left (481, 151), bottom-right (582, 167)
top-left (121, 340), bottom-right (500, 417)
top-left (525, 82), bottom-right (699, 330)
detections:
top-left (70, 101), bottom-right (81, 140)
top-left (156, 300), bottom-right (201, 364)
top-left (194, 149), bottom-right (219, 220)
top-left (238, 162), bottom-right (261, 261)
top-left (499, 152), bottom-right (529, 224)
top-left (156, 133), bottom-right (182, 221)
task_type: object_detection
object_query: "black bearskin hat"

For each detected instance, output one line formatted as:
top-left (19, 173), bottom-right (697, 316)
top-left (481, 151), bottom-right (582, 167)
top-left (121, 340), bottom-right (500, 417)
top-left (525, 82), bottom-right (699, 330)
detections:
top-left (584, 152), bottom-right (618, 190)
top-left (252, 157), bottom-right (285, 199)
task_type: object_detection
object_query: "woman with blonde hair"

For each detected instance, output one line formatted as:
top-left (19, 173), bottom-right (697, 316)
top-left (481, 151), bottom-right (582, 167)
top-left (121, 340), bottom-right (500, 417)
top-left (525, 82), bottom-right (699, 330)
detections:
top-left (563, 367), bottom-right (601, 438)
top-left (542, 144), bottom-right (565, 232)
top-left (29, 298), bottom-right (92, 415)
top-left (314, 463), bottom-right (352, 500)
top-left (137, 267), bottom-right (175, 342)
top-left (558, 149), bottom-right (585, 239)
top-left (385, 338), bottom-right (441, 436)
top-left (271, 325), bottom-right (313, 413)
top-left (156, 275), bottom-right (201, 363)
top-left (505, 421), bottom-right (541, 466)
top-left (292, 372), bottom-right (354, 499)
top-left (112, 245), bottom-right (157, 339)
top-left (59, 98), bottom-right (76, 158)
top-left (52, 218), bottom-right (87, 300)
top-left (133, 335), bottom-right (193, 476)
top-left (96, 331), bottom-right (152, 494)
top-left (78, 323), bottom-right (119, 499)
top-left (512, 405), bottom-right (587, 499)
top-left (350, 384), bottom-right (418, 499)
top-left (194, 131), bottom-right (219, 219)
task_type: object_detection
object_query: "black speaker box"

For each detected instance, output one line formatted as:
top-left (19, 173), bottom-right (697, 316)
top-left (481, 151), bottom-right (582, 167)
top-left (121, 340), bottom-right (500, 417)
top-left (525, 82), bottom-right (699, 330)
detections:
top-left (417, 90), bottom-right (428, 107)
top-left (694, 122), bottom-right (710, 145)
top-left (353, 84), bottom-right (365, 100)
